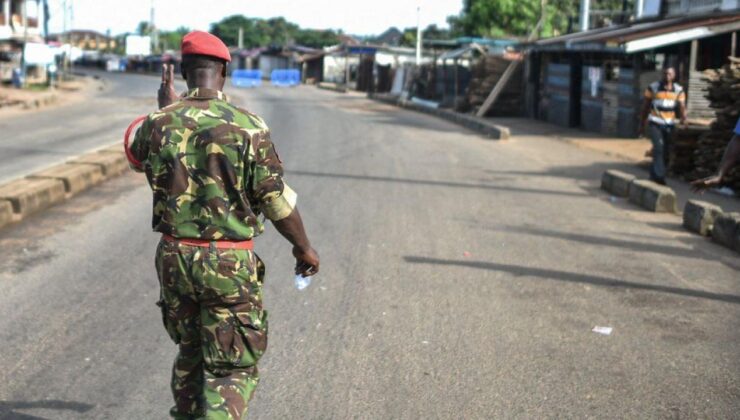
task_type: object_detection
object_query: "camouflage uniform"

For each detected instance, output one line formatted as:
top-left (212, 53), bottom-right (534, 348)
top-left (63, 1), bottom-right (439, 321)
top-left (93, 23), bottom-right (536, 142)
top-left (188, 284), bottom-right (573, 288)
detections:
top-left (131, 87), bottom-right (296, 419)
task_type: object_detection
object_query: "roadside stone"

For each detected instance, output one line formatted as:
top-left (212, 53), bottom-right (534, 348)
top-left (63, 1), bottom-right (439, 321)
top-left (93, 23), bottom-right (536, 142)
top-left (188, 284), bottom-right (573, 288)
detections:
top-left (0, 178), bottom-right (66, 219)
top-left (369, 93), bottom-right (510, 140)
top-left (601, 170), bottom-right (636, 197)
top-left (628, 179), bottom-right (677, 213)
top-left (683, 200), bottom-right (723, 236)
top-left (711, 212), bottom-right (740, 252)
top-left (70, 152), bottom-right (128, 177)
top-left (317, 82), bottom-right (347, 93)
top-left (27, 163), bottom-right (104, 197)
top-left (0, 200), bottom-right (13, 229)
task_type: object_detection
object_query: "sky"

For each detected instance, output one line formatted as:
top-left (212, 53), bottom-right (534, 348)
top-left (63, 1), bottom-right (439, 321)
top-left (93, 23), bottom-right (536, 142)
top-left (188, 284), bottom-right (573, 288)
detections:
top-left (47, 0), bottom-right (464, 36)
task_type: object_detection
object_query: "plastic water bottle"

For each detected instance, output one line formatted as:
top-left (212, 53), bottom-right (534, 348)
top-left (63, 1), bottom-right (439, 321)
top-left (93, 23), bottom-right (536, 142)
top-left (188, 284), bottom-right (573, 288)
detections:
top-left (294, 274), bottom-right (312, 291)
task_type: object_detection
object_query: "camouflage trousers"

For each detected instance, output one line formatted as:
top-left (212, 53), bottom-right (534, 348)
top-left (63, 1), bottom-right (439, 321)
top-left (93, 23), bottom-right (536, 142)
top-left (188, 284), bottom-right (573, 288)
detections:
top-left (155, 238), bottom-right (268, 420)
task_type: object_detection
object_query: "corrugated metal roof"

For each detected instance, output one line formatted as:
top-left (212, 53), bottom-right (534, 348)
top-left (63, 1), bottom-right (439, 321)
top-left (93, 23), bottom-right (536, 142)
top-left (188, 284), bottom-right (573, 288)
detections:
top-left (532, 12), bottom-right (740, 52)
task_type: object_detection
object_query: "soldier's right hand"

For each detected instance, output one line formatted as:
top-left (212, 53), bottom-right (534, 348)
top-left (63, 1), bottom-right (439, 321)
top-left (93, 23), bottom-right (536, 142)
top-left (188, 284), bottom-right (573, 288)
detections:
top-left (158, 64), bottom-right (179, 109)
top-left (293, 246), bottom-right (319, 277)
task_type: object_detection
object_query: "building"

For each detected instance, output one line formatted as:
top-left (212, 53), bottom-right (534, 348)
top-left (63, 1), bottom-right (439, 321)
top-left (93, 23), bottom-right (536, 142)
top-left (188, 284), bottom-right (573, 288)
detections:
top-left (52, 30), bottom-right (117, 52)
top-left (526, 1), bottom-right (740, 137)
top-left (0, 0), bottom-right (45, 83)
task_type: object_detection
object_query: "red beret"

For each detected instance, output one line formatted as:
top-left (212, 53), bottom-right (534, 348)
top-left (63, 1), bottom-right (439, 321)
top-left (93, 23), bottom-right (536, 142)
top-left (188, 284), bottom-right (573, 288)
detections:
top-left (181, 31), bottom-right (231, 62)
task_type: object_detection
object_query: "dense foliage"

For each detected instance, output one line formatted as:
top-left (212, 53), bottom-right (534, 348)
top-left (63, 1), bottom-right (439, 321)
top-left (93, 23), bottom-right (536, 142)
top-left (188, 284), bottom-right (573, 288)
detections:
top-left (209, 15), bottom-right (340, 48)
top-left (448, 0), bottom-right (636, 38)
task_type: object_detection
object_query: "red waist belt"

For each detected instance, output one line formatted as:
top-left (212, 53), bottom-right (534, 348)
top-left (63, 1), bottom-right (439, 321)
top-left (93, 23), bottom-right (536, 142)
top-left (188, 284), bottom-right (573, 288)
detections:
top-left (162, 234), bottom-right (254, 250)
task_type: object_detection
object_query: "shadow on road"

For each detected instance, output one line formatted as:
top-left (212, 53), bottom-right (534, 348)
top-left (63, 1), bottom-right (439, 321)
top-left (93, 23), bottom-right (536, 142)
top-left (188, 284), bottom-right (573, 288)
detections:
top-left (287, 170), bottom-right (589, 198)
top-left (0, 400), bottom-right (93, 420)
top-left (403, 256), bottom-right (740, 305)
top-left (492, 225), bottom-right (740, 270)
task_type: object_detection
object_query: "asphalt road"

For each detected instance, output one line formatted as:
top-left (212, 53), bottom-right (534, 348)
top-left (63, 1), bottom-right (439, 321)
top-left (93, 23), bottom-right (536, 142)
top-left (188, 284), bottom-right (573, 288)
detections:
top-left (0, 73), bottom-right (739, 419)
top-left (0, 70), bottom-right (186, 184)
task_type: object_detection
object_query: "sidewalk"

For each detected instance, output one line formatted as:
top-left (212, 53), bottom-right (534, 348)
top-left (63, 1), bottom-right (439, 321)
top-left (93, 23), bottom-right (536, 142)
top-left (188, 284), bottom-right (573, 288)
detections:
top-left (0, 77), bottom-right (95, 115)
top-left (492, 117), bottom-right (740, 214)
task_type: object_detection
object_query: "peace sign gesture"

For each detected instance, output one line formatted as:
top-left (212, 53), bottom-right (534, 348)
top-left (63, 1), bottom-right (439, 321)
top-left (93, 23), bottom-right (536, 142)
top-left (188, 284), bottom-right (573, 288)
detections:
top-left (158, 63), bottom-right (179, 109)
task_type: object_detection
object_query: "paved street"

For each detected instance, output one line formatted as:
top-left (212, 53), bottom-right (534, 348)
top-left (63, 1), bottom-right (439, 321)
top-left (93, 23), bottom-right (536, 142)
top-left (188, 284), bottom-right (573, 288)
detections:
top-left (0, 73), bottom-right (739, 419)
top-left (0, 70), bottom-right (186, 184)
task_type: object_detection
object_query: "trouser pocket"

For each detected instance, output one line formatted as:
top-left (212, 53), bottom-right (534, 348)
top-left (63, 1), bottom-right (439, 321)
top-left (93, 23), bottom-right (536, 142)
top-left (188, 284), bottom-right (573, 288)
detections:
top-left (156, 300), bottom-right (182, 344)
top-left (202, 302), bottom-right (268, 375)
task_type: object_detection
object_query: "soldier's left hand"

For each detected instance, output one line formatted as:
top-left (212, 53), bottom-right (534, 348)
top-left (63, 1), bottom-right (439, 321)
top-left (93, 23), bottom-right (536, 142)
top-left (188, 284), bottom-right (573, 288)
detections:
top-left (293, 246), bottom-right (319, 277)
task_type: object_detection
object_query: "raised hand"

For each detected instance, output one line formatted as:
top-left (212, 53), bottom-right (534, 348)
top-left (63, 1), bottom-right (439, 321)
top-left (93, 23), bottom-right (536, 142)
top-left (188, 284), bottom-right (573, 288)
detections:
top-left (158, 64), bottom-right (179, 109)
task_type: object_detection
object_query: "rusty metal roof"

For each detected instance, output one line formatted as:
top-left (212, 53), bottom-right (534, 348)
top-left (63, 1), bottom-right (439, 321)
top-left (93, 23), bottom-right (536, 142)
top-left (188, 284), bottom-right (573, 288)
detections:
top-left (532, 11), bottom-right (740, 53)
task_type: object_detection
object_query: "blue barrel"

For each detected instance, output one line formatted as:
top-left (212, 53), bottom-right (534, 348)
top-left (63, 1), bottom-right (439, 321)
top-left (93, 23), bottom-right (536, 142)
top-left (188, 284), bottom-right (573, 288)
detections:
top-left (270, 69), bottom-right (300, 87)
top-left (232, 70), bottom-right (263, 88)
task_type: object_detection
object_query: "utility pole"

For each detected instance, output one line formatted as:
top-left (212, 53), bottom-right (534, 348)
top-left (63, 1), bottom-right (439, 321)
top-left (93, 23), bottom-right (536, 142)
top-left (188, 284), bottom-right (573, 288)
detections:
top-left (415, 5), bottom-right (422, 65)
top-left (62, 0), bottom-right (67, 78)
top-left (150, 0), bottom-right (158, 53)
top-left (43, 0), bottom-right (49, 42)
top-left (69, 0), bottom-right (74, 74)
top-left (20, 0), bottom-right (28, 87)
top-left (238, 27), bottom-right (244, 49)
top-left (580, 0), bottom-right (590, 32)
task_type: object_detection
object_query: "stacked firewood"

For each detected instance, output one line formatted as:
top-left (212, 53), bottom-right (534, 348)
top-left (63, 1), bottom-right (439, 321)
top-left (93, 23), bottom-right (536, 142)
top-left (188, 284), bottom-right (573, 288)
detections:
top-left (670, 126), bottom-right (709, 176)
top-left (686, 58), bottom-right (740, 191)
top-left (461, 56), bottom-right (523, 116)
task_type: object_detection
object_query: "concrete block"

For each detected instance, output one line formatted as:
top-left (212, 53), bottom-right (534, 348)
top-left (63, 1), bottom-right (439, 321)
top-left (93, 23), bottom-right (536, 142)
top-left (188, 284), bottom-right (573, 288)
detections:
top-left (601, 170), bottom-right (636, 197)
top-left (70, 152), bottom-right (128, 177)
top-left (711, 212), bottom-right (740, 252)
top-left (0, 178), bottom-right (66, 219)
top-left (683, 200), bottom-right (723, 236)
top-left (27, 163), bottom-right (104, 196)
top-left (628, 179), bottom-right (677, 213)
top-left (0, 200), bottom-right (13, 229)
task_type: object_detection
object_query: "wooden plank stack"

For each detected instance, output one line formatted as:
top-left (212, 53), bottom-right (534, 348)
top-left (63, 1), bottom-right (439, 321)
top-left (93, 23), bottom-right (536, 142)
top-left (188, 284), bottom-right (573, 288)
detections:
top-left (462, 56), bottom-right (523, 117)
top-left (685, 58), bottom-right (740, 191)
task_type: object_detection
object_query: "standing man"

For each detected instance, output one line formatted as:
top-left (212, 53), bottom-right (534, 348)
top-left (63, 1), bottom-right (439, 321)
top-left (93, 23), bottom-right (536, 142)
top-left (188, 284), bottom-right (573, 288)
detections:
top-left (129, 31), bottom-right (319, 419)
top-left (639, 67), bottom-right (687, 185)
top-left (691, 116), bottom-right (740, 192)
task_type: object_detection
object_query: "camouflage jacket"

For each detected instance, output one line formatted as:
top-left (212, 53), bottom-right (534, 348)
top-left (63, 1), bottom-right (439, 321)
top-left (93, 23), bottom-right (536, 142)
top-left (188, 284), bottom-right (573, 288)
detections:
top-left (130, 87), bottom-right (296, 240)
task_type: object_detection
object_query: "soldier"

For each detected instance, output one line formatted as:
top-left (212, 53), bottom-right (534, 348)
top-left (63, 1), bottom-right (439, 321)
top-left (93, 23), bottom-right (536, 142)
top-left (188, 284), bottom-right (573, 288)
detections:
top-left (128, 31), bottom-right (319, 419)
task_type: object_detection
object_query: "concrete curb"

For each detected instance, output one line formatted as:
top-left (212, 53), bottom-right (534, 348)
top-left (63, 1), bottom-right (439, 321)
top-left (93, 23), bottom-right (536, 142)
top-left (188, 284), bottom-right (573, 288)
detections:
top-left (601, 170), bottom-right (636, 197)
top-left (628, 179), bottom-right (678, 213)
top-left (711, 212), bottom-right (740, 252)
top-left (69, 152), bottom-right (128, 177)
top-left (683, 200), bottom-right (723, 237)
top-left (27, 163), bottom-right (104, 197)
top-left (0, 143), bottom-right (126, 230)
top-left (0, 178), bottom-right (66, 221)
top-left (317, 82), bottom-right (348, 93)
top-left (368, 93), bottom-right (510, 140)
top-left (601, 170), bottom-right (739, 254)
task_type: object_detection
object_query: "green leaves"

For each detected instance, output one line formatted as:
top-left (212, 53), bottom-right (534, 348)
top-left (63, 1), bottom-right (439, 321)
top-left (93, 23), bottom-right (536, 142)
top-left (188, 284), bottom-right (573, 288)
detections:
top-left (209, 15), bottom-right (340, 48)
top-left (449, 0), bottom-right (636, 38)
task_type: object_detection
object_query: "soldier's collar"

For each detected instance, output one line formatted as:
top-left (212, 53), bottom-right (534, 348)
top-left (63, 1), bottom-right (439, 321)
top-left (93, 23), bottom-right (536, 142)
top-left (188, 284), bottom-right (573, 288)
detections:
top-left (184, 88), bottom-right (229, 101)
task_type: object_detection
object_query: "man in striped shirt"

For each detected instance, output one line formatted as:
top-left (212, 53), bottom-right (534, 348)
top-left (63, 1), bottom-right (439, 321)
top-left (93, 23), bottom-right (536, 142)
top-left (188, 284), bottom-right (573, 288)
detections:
top-left (639, 67), bottom-right (687, 185)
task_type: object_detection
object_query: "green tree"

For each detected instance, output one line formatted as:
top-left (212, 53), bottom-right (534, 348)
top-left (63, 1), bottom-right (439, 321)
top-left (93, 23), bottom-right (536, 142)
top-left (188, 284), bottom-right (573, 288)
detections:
top-left (294, 29), bottom-right (340, 48)
top-left (400, 24), bottom-right (453, 47)
top-left (137, 21), bottom-right (153, 36)
top-left (159, 26), bottom-right (190, 52)
top-left (210, 15), bottom-right (253, 46)
top-left (449, 0), bottom-right (635, 38)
